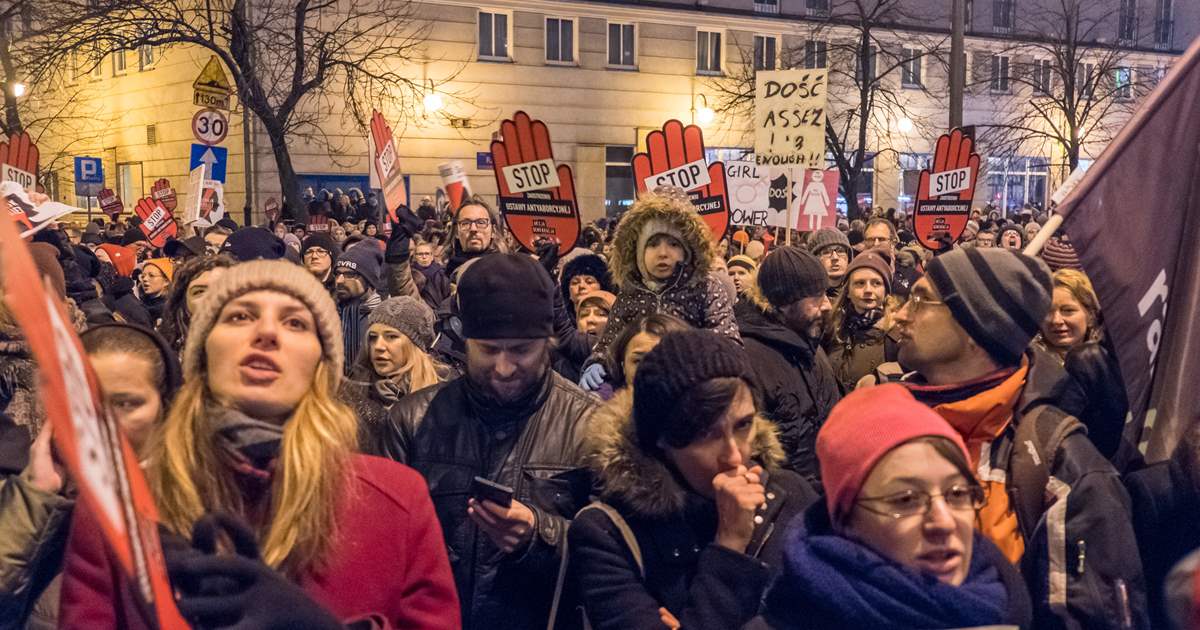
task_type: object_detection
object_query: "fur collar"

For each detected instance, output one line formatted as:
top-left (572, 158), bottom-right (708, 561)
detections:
top-left (584, 390), bottom-right (785, 519)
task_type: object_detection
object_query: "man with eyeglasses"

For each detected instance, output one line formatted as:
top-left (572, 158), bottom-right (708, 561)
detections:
top-left (887, 247), bottom-right (1147, 630)
top-left (806, 227), bottom-right (852, 295)
top-left (447, 201), bottom-right (499, 276)
top-left (301, 232), bottom-right (341, 294)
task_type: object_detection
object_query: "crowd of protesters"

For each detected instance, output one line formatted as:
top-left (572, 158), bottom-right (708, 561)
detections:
top-left (0, 185), bottom-right (1197, 630)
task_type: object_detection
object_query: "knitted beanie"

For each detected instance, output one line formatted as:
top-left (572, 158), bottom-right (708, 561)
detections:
top-left (96, 244), bottom-right (136, 277)
top-left (924, 247), bottom-right (1053, 366)
top-left (183, 259), bottom-right (343, 380)
top-left (727, 254), bottom-right (758, 273)
top-left (807, 227), bottom-right (851, 256)
top-left (745, 240), bottom-right (766, 261)
top-left (636, 217), bottom-right (692, 281)
top-left (335, 243), bottom-right (384, 292)
top-left (457, 253), bottom-right (555, 339)
top-left (756, 246), bottom-right (828, 309)
top-left (817, 386), bottom-right (968, 523)
top-left (143, 258), bottom-right (175, 282)
top-left (1041, 234), bottom-right (1082, 271)
top-left (302, 232), bottom-right (342, 260)
top-left (633, 329), bottom-right (755, 450)
top-left (843, 247), bottom-right (894, 294)
top-left (559, 253), bottom-right (614, 309)
top-left (367, 296), bottom-right (436, 352)
top-left (220, 227), bottom-right (287, 261)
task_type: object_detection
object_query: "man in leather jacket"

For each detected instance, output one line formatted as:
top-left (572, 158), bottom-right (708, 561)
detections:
top-left (373, 253), bottom-right (597, 630)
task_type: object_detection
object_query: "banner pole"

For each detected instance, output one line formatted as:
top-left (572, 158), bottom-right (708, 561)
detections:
top-left (785, 168), bottom-right (794, 246)
top-left (1023, 213), bottom-right (1064, 257)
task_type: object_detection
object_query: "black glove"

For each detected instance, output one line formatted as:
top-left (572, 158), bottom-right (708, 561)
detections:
top-left (166, 513), bottom-right (343, 630)
top-left (386, 205), bottom-right (424, 262)
top-left (534, 237), bottom-right (561, 275)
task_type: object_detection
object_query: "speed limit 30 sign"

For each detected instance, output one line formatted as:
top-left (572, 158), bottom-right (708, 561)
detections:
top-left (192, 109), bottom-right (229, 145)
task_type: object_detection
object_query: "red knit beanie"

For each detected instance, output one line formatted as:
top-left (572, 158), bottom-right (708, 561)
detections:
top-left (817, 383), bottom-right (969, 522)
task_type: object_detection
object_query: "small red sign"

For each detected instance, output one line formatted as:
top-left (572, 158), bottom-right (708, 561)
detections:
top-left (914, 128), bottom-right (980, 251)
top-left (98, 188), bottom-right (123, 218)
top-left (134, 197), bottom-right (178, 247)
top-left (150, 178), bottom-right (177, 211)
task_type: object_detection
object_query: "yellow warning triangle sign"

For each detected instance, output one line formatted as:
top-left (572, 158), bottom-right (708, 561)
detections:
top-left (193, 56), bottom-right (231, 94)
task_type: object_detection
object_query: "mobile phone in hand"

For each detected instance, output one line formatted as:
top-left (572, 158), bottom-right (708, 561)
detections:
top-left (470, 476), bottom-right (514, 508)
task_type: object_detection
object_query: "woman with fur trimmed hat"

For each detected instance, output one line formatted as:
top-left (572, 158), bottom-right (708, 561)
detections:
top-left (562, 330), bottom-right (817, 630)
top-left (823, 247), bottom-right (902, 391)
top-left (579, 189), bottom-right (740, 391)
top-left (559, 252), bottom-right (615, 319)
top-left (59, 260), bottom-right (459, 628)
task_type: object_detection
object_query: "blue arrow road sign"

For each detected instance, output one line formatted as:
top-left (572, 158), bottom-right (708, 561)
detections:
top-left (190, 144), bottom-right (228, 183)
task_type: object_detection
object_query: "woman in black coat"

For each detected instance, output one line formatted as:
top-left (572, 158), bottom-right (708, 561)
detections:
top-left (561, 330), bottom-right (818, 630)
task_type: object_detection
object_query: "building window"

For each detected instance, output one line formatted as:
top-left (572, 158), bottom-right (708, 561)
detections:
top-left (898, 152), bottom-right (932, 207)
top-left (607, 22), bottom-right (636, 68)
top-left (1154, 0), bottom-right (1174, 47)
top-left (754, 35), bottom-right (777, 71)
top-left (986, 156), bottom-right (1049, 214)
top-left (138, 45), bottom-right (155, 70)
top-left (117, 163), bottom-right (143, 208)
top-left (1114, 67), bottom-right (1133, 99)
top-left (754, 0), bottom-right (780, 15)
top-left (1078, 62), bottom-right (1096, 99)
top-left (964, 0), bottom-right (974, 29)
top-left (803, 40), bottom-right (828, 69)
top-left (990, 54), bottom-right (1010, 92)
top-left (697, 30), bottom-right (723, 75)
top-left (478, 10), bottom-right (511, 60)
top-left (993, 0), bottom-right (1014, 32)
top-left (1033, 59), bottom-right (1053, 94)
top-left (901, 48), bottom-right (923, 87)
top-left (856, 45), bottom-right (877, 83)
top-left (605, 146), bottom-right (635, 218)
top-left (545, 17), bottom-right (576, 64)
top-left (112, 49), bottom-right (127, 75)
top-left (806, 0), bottom-right (830, 16)
top-left (1118, 0), bottom-right (1138, 42)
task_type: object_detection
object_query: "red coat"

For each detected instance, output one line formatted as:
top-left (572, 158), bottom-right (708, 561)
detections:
top-left (58, 455), bottom-right (460, 629)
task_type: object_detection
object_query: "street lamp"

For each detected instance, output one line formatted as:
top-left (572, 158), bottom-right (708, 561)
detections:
top-left (423, 91), bottom-right (444, 113)
top-left (693, 94), bottom-right (715, 125)
top-left (897, 117), bottom-right (914, 134)
top-left (10, 82), bottom-right (26, 98)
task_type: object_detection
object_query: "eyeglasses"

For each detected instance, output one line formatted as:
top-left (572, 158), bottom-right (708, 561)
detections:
top-left (856, 485), bottom-right (986, 519)
top-left (902, 293), bottom-right (947, 314)
top-left (863, 236), bottom-right (893, 246)
top-left (304, 247), bottom-right (330, 258)
top-left (457, 218), bottom-right (491, 230)
top-left (818, 249), bottom-right (849, 262)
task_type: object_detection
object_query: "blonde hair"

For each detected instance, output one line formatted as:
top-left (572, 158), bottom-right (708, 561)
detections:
top-left (1052, 268), bottom-right (1102, 339)
top-left (147, 360), bottom-right (357, 576)
top-left (374, 332), bottom-right (444, 394)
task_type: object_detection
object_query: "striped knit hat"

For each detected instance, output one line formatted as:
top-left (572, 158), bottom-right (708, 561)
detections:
top-left (924, 247), bottom-right (1052, 366)
top-left (1041, 234), bottom-right (1082, 271)
top-left (183, 259), bottom-right (343, 380)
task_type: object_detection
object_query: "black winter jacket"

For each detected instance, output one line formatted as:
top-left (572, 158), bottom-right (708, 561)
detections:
top-left (563, 392), bottom-right (818, 630)
top-left (735, 300), bottom-right (840, 488)
top-left (374, 370), bottom-right (597, 630)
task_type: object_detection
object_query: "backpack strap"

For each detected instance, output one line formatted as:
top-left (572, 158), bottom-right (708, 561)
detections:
top-left (547, 502), bottom-right (644, 630)
top-left (1007, 405), bottom-right (1086, 540)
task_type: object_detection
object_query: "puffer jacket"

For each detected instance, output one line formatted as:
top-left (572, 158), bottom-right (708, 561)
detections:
top-left (734, 299), bottom-right (840, 489)
top-left (903, 348), bottom-right (1149, 630)
top-left (374, 370), bottom-right (598, 630)
top-left (0, 474), bottom-right (73, 629)
top-left (562, 392), bottom-right (818, 630)
top-left (589, 198), bottom-right (739, 365)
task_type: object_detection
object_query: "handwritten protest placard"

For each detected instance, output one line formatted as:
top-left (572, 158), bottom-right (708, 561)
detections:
top-left (754, 70), bottom-right (829, 168)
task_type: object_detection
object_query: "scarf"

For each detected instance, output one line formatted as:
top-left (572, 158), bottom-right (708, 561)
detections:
top-left (212, 407), bottom-right (284, 482)
top-left (762, 508), bottom-right (1009, 630)
top-left (843, 307), bottom-right (883, 337)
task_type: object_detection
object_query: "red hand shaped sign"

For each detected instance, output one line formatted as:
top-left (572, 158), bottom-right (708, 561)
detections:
top-left (631, 120), bottom-right (729, 242)
top-left (371, 109), bottom-right (408, 224)
top-left (914, 128), bottom-right (980, 251)
top-left (135, 197), bottom-right (178, 248)
top-left (490, 111), bottom-right (580, 256)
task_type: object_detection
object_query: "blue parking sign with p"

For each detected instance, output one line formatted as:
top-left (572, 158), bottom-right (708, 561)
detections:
top-left (74, 157), bottom-right (103, 196)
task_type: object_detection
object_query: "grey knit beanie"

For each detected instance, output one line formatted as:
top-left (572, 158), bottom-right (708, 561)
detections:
top-left (756, 246), bottom-right (828, 309)
top-left (183, 259), bottom-right (344, 379)
top-left (924, 248), bottom-right (1052, 366)
top-left (367, 296), bottom-right (436, 352)
top-left (807, 227), bottom-right (851, 256)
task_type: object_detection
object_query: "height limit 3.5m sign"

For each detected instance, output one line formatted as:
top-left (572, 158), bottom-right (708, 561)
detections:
top-left (754, 70), bottom-right (828, 168)
top-left (914, 128), bottom-right (980, 251)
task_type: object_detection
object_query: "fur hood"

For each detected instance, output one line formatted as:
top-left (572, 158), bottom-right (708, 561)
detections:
top-left (584, 390), bottom-right (786, 519)
top-left (609, 195), bottom-right (716, 290)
